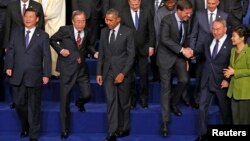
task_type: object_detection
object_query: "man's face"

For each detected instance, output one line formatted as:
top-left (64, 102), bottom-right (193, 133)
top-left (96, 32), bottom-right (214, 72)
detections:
top-left (128, 0), bottom-right (141, 11)
top-left (207, 0), bottom-right (219, 12)
top-left (23, 11), bottom-right (39, 29)
top-left (72, 14), bottom-right (86, 31)
top-left (105, 14), bottom-right (120, 30)
top-left (177, 8), bottom-right (192, 21)
top-left (212, 21), bottom-right (227, 40)
top-left (165, 0), bottom-right (176, 11)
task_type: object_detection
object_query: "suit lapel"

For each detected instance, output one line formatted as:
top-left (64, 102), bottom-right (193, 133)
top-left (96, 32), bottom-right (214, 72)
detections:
top-left (172, 15), bottom-right (179, 39)
top-left (16, 1), bottom-right (23, 24)
top-left (69, 26), bottom-right (78, 48)
top-left (204, 11), bottom-right (210, 32)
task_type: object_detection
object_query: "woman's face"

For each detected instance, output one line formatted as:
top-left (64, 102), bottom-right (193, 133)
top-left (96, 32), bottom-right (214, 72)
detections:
top-left (231, 31), bottom-right (244, 46)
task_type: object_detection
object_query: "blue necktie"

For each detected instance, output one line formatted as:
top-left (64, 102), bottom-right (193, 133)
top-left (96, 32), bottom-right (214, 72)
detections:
top-left (135, 11), bottom-right (139, 30)
top-left (25, 30), bottom-right (30, 48)
top-left (209, 13), bottom-right (214, 31)
top-left (212, 40), bottom-right (219, 59)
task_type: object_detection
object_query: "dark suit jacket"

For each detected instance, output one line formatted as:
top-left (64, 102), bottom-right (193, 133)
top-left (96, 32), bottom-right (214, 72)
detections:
top-left (194, 36), bottom-right (232, 92)
top-left (120, 7), bottom-right (155, 56)
top-left (4, 27), bottom-right (51, 87)
top-left (218, 0), bottom-right (249, 27)
top-left (157, 13), bottom-right (189, 69)
top-left (50, 25), bottom-right (96, 75)
top-left (71, 0), bottom-right (102, 20)
top-left (97, 25), bottom-right (135, 81)
top-left (102, 0), bottom-right (129, 16)
top-left (141, 0), bottom-right (165, 16)
top-left (3, 0), bottom-right (44, 48)
top-left (190, 9), bottom-right (228, 49)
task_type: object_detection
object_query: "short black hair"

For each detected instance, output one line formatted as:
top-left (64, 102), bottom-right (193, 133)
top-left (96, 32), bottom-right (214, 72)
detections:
top-left (24, 7), bottom-right (39, 17)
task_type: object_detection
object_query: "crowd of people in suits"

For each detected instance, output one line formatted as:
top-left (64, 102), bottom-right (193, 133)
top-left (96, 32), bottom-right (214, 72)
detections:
top-left (0, 0), bottom-right (250, 141)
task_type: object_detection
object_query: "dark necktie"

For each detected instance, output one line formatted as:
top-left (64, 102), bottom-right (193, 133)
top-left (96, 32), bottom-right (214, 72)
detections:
top-left (23, 3), bottom-right (26, 16)
top-left (76, 31), bottom-right (81, 48)
top-left (209, 13), bottom-right (214, 31)
top-left (135, 11), bottom-right (139, 30)
top-left (110, 30), bottom-right (115, 45)
top-left (179, 21), bottom-right (183, 43)
top-left (25, 30), bottom-right (30, 48)
top-left (212, 39), bottom-right (219, 59)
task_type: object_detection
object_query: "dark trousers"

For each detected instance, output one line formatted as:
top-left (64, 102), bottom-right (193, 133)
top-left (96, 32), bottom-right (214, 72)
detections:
top-left (12, 84), bottom-right (41, 139)
top-left (198, 85), bottom-right (231, 136)
top-left (131, 55), bottom-right (149, 103)
top-left (60, 66), bottom-right (91, 132)
top-left (159, 57), bottom-right (188, 123)
top-left (231, 99), bottom-right (250, 125)
top-left (104, 71), bottom-right (131, 134)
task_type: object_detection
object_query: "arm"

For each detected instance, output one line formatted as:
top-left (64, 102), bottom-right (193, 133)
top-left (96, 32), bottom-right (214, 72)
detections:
top-left (159, 16), bottom-right (182, 54)
top-left (121, 29), bottom-right (135, 76)
top-left (42, 33), bottom-right (52, 78)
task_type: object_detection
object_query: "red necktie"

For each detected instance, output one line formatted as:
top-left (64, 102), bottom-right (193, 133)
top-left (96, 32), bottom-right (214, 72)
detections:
top-left (76, 31), bottom-right (81, 48)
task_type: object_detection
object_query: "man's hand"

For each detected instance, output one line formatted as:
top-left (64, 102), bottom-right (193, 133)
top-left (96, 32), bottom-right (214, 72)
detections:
top-left (149, 47), bottom-right (154, 57)
top-left (60, 49), bottom-right (70, 57)
top-left (182, 47), bottom-right (193, 59)
top-left (94, 52), bottom-right (99, 59)
top-left (43, 77), bottom-right (49, 85)
top-left (221, 80), bottom-right (229, 88)
top-left (114, 73), bottom-right (125, 84)
top-left (96, 75), bottom-right (103, 86)
top-left (6, 69), bottom-right (12, 76)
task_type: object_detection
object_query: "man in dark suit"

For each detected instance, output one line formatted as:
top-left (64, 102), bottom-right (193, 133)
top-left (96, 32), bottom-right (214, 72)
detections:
top-left (190, 0), bottom-right (228, 109)
top-left (4, 8), bottom-right (51, 141)
top-left (50, 10), bottom-right (98, 139)
top-left (156, 0), bottom-right (193, 136)
top-left (0, 0), bottom-right (15, 101)
top-left (96, 8), bottom-right (135, 141)
top-left (218, 0), bottom-right (249, 28)
top-left (102, 0), bottom-right (129, 15)
top-left (4, 0), bottom-right (44, 49)
top-left (141, 0), bottom-right (165, 82)
top-left (3, 0), bottom-right (44, 108)
top-left (71, 0), bottom-right (102, 45)
top-left (120, 0), bottom-right (155, 109)
top-left (193, 18), bottom-right (232, 141)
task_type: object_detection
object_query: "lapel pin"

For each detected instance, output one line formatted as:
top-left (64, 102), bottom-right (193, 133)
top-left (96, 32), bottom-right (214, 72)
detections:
top-left (223, 46), bottom-right (226, 48)
top-left (37, 34), bottom-right (40, 36)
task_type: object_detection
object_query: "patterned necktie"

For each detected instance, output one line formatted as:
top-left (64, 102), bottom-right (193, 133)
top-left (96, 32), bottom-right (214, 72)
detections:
top-left (23, 3), bottom-right (26, 16)
top-left (135, 11), bottom-right (139, 30)
top-left (25, 30), bottom-right (31, 48)
top-left (212, 39), bottom-right (219, 59)
top-left (76, 31), bottom-right (81, 48)
top-left (209, 13), bottom-right (214, 31)
top-left (110, 30), bottom-right (115, 45)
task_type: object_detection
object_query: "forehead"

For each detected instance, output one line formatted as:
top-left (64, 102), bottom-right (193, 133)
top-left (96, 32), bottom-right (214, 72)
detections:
top-left (73, 14), bottom-right (85, 20)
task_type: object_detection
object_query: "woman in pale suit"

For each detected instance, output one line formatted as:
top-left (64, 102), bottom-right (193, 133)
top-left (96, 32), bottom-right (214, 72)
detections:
top-left (224, 25), bottom-right (250, 124)
top-left (35, 0), bottom-right (66, 78)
